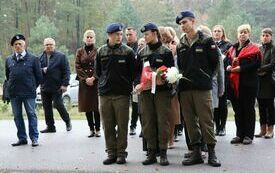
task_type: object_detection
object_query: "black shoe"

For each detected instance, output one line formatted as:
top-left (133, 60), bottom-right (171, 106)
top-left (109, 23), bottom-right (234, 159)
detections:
top-left (116, 157), bottom-right (126, 164)
top-left (66, 122), bottom-right (72, 131)
top-left (95, 131), bottom-right (101, 137)
top-left (103, 157), bottom-right (117, 165)
top-left (230, 136), bottom-right (242, 144)
top-left (174, 134), bottom-right (179, 142)
top-left (159, 150), bottom-right (169, 166)
top-left (129, 128), bottom-right (136, 135)
top-left (139, 132), bottom-right (143, 138)
top-left (219, 127), bottom-right (226, 136)
top-left (88, 131), bottom-right (95, 138)
top-left (11, 140), bottom-right (28, 147)
top-left (40, 127), bottom-right (56, 133)
top-left (178, 130), bottom-right (183, 136)
top-left (215, 129), bottom-right (219, 136)
top-left (31, 140), bottom-right (39, 147)
top-left (242, 137), bottom-right (252, 145)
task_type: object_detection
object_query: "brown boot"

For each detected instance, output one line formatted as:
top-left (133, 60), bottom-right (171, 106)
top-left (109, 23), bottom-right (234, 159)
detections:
top-left (255, 124), bottom-right (267, 137)
top-left (264, 126), bottom-right (274, 139)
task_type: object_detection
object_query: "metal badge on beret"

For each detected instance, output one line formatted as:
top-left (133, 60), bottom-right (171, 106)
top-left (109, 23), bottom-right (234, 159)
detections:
top-left (141, 26), bottom-right (146, 33)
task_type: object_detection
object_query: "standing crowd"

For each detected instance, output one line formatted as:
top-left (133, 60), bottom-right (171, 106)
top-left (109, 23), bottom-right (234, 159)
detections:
top-left (3, 10), bottom-right (275, 168)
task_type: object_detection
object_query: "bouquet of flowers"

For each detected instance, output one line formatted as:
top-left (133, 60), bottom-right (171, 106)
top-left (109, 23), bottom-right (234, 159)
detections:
top-left (156, 65), bottom-right (182, 84)
top-left (136, 63), bottom-right (182, 94)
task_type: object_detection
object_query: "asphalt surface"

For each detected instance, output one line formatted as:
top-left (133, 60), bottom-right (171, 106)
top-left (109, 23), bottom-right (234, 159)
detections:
top-left (0, 120), bottom-right (275, 173)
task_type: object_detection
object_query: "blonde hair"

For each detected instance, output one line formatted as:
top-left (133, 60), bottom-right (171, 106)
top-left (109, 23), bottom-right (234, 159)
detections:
top-left (212, 25), bottom-right (229, 41)
top-left (83, 30), bottom-right (96, 44)
top-left (237, 24), bottom-right (251, 34)
top-left (197, 25), bottom-right (212, 37)
top-left (158, 26), bottom-right (179, 44)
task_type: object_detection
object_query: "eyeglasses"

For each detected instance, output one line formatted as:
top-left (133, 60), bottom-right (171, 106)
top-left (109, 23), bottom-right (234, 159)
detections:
top-left (44, 44), bottom-right (54, 46)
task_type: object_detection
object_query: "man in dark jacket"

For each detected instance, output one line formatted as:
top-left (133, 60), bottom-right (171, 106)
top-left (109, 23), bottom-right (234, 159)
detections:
top-left (39, 37), bottom-right (71, 133)
top-left (125, 27), bottom-right (140, 136)
top-left (95, 23), bottom-right (135, 165)
top-left (5, 34), bottom-right (42, 147)
top-left (176, 11), bottom-right (221, 167)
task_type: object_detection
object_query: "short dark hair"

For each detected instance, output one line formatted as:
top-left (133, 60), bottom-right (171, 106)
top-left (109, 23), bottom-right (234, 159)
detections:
top-left (262, 28), bottom-right (272, 36)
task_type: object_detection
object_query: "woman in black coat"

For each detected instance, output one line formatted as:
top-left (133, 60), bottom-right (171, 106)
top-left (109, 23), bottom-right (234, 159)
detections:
top-left (212, 25), bottom-right (232, 136)
top-left (255, 28), bottom-right (275, 139)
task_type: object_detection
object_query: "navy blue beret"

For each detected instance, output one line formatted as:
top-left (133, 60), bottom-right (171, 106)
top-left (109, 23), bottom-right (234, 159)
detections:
top-left (106, 23), bottom-right (124, 33)
top-left (140, 22), bottom-right (158, 33)
top-left (176, 11), bottom-right (195, 24)
top-left (11, 34), bottom-right (25, 46)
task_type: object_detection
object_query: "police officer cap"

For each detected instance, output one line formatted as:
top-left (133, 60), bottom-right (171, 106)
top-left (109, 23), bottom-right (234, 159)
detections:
top-left (176, 10), bottom-right (195, 24)
top-left (140, 23), bottom-right (158, 33)
top-left (106, 23), bottom-right (124, 33)
top-left (10, 34), bottom-right (25, 46)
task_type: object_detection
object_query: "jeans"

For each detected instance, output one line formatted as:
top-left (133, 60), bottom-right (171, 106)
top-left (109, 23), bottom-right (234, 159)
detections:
top-left (10, 97), bottom-right (38, 141)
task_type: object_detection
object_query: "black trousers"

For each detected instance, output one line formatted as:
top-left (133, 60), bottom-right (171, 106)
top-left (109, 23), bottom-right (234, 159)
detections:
top-left (86, 111), bottom-right (100, 131)
top-left (257, 98), bottom-right (275, 126)
top-left (230, 92), bottom-right (256, 140)
top-left (214, 93), bottom-right (228, 131)
top-left (41, 91), bottom-right (70, 128)
top-left (130, 102), bottom-right (140, 129)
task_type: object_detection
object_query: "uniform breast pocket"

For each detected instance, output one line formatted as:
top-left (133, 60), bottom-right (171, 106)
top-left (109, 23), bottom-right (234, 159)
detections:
top-left (100, 56), bottom-right (110, 67)
top-left (117, 57), bottom-right (128, 74)
top-left (178, 47), bottom-right (188, 58)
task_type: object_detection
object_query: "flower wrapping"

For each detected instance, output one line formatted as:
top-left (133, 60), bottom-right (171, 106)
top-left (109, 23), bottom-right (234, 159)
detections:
top-left (140, 61), bottom-right (152, 91)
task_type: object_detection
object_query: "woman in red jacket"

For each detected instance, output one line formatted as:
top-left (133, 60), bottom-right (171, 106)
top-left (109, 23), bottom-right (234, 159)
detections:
top-left (226, 24), bottom-right (262, 145)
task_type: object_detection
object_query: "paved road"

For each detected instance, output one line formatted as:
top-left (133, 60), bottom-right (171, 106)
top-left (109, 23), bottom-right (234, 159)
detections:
top-left (0, 120), bottom-right (275, 173)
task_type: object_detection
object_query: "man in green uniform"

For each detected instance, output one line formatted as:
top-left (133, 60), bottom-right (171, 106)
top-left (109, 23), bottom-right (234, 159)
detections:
top-left (176, 11), bottom-right (221, 167)
top-left (95, 23), bottom-right (136, 165)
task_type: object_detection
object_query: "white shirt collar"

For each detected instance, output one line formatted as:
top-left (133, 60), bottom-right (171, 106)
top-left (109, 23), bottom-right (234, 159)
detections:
top-left (15, 50), bottom-right (26, 57)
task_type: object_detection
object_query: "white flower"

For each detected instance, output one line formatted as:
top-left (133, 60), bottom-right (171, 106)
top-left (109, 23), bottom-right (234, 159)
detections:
top-left (166, 67), bottom-right (182, 84)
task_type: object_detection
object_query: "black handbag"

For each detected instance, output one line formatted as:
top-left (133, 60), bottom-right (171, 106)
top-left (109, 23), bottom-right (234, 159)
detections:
top-left (2, 80), bottom-right (10, 103)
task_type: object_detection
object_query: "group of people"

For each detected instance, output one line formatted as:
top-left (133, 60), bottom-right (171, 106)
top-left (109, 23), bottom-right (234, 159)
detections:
top-left (3, 9), bottom-right (275, 168)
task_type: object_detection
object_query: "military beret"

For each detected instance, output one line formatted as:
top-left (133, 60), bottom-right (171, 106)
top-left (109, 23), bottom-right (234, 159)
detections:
top-left (176, 10), bottom-right (195, 24)
top-left (106, 23), bottom-right (124, 33)
top-left (140, 22), bottom-right (158, 33)
top-left (10, 34), bottom-right (25, 46)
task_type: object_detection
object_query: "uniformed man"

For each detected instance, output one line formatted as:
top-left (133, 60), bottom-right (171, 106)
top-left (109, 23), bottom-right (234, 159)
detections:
top-left (135, 22), bottom-right (174, 166)
top-left (5, 34), bottom-right (43, 147)
top-left (176, 11), bottom-right (221, 167)
top-left (95, 23), bottom-right (136, 165)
